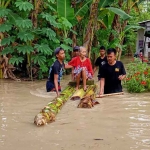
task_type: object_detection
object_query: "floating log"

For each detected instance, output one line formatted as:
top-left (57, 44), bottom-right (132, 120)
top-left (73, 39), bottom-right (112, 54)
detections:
top-left (68, 79), bottom-right (94, 86)
top-left (96, 92), bottom-right (124, 98)
top-left (77, 85), bottom-right (100, 108)
top-left (34, 86), bottom-right (76, 126)
top-left (70, 88), bottom-right (85, 100)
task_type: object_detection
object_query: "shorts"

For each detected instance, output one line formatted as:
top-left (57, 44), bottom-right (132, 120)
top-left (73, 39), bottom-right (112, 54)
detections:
top-left (74, 67), bottom-right (92, 79)
top-left (46, 80), bottom-right (61, 92)
top-left (97, 74), bottom-right (101, 81)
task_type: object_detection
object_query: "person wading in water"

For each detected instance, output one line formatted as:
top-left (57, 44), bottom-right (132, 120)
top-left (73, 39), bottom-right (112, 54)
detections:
top-left (99, 48), bottom-right (126, 96)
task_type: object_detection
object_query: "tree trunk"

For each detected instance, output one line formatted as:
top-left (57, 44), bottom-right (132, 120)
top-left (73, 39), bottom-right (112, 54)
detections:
top-left (83, 0), bottom-right (99, 58)
top-left (109, 0), bottom-right (124, 60)
top-left (72, 26), bottom-right (77, 47)
top-left (117, 8), bottom-right (131, 60)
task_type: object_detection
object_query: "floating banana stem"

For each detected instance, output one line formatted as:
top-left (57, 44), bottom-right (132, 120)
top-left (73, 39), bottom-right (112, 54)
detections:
top-left (34, 86), bottom-right (76, 126)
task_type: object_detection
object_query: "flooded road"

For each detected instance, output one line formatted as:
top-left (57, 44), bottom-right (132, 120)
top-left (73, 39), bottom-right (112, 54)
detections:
top-left (0, 74), bottom-right (150, 150)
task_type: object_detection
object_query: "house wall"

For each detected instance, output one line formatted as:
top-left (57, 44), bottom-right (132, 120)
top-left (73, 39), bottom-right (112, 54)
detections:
top-left (145, 22), bottom-right (150, 57)
top-left (136, 28), bottom-right (144, 54)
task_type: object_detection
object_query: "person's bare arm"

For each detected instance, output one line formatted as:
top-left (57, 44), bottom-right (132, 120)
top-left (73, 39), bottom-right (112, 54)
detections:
top-left (64, 64), bottom-right (73, 69)
top-left (54, 74), bottom-right (59, 97)
top-left (99, 78), bottom-right (105, 95)
top-left (93, 66), bottom-right (97, 73)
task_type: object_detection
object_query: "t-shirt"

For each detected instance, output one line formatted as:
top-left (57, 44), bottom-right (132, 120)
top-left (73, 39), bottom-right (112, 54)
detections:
top-left (68, 56), bottom-right (93, 75)
top-left (48, 60), bottom-right (64, 84)
top-left (95, 56), bottom-right (107, 77)
top-left (100, 61), bottom-right (126, 94)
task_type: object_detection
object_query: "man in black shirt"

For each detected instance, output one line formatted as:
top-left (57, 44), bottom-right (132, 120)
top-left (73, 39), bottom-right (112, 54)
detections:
top-left (99, 48), bottom-right (126, 95)
top-left (94, 46), bottom-right (107, 80)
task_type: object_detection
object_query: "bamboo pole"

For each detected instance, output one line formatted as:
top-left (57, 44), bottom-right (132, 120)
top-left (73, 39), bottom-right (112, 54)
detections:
top-left (96, 92), bottom-right (124, 98)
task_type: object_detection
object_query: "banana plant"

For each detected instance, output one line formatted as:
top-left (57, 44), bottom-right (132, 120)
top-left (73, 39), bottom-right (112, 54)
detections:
top-left (83, 0), bottom-right (131, 58)
top-left (109, 0), bottom-right (145, 60)
top-left (1, 0), bottom-right (61, 80)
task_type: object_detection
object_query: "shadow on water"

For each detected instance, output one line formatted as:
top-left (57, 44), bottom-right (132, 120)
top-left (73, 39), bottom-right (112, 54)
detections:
top-left (0, 57), bottom-right (150, 150)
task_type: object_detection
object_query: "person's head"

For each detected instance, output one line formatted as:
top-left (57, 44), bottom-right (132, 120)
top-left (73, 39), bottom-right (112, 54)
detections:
top-left (54, 47), bottom-right (65, 60)
top-left (79, 46), bottom-right (87, 58)
top-left (73, 46), bottom-right (80, 57)
top-left (107, 48), bottom-right (117, 64)
top-left (99, 46), bottom-right (106, 57)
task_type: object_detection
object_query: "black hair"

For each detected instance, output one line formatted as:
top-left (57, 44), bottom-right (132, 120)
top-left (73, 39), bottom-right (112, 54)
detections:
top-left (107, 48), bottom-right (116, 55)
top-left (100, 46), bottom-right (105, 50)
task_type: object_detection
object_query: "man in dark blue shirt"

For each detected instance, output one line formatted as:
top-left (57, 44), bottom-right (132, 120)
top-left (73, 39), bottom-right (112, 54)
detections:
top-left (46, 47), bottom-right (73, 97)
top-left (99, 48), bottom-right (126, 95)
top-left (46, 47), bottom-right (65, 97)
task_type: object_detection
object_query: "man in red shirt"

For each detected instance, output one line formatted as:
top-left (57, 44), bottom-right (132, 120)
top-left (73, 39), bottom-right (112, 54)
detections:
top-left (68, 46), bottom-right (93, 91)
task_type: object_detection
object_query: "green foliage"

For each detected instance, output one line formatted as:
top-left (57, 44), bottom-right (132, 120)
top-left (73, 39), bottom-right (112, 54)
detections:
top-left (0, 23), bottom-right (12, 32)
top-left (15, 19), bottom-right (33, 28)
top-left (32, 55), bottom-right (46, 66)
top-left (17, 45), bottom-right (34, 54)
top-left (17, 32), bottom-right (34, 42)
top-left (15, 1), bottom-right (33, 11)
top-left (106, 7), bottom-right (131, 20)
top-left (99, 0), bottom-right (116, 8)
top-left (41, 13), bottom-right (60, 28)
top-left (40, 65), bottom-right (49, 73)
top-left (0, 8), bottom-right (11, 17)
top-left (41, 28), bottom-right (56, 40)
top-left (57, 0), bottom-right (74, 21)
top-left (74, 0), bottom-right (91, 22)
top-left (58, 17), bottom-right (72, 29)
top-left (34, 44), bottom-right (52, 55)
top-left (1, 0), bottom-right (145, 80)
top-left (1, 47), bottom-right (14, 55)
top-left (64, 38), bottom-right (72, 45)
top-left (124, 58), bottom-right (150, 93)
top-left (9, 56), bottom-right (24, 66)
top-left (1, 36), bottom-right (16, 45)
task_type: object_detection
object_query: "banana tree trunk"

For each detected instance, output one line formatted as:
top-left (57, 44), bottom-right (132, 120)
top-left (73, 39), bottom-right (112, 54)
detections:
top-left (31, 0), bottom-right (42, 28)
top-left (117, 8), bottom-right (131, 60)
top-left (27, 53), bottom-right (33, 81)
top-left (72, 26), bottom-right (77, 47)
top-left (83, 0), bottom-right (99, 58)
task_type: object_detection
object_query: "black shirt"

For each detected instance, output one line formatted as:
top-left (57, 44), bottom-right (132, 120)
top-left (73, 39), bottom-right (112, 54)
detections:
top-left (95, 56), bottom-right (107, 77)
top-left (48, 60), bottom-right (64, 84)
top-left (100, 61), bottom-right (126, 94)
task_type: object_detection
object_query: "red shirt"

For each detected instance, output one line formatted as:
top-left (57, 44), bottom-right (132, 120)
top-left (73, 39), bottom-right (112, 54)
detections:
top-left (68, 56), bottom-right (93, 75)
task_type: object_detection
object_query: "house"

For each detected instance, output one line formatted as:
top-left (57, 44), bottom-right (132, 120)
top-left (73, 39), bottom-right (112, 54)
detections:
top-left (136, 20), bottom-right (150, 59)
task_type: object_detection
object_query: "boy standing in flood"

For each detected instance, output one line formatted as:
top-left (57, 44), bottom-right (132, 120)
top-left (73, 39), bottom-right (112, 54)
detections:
top-left (94, 46), bottom-right (107, 80)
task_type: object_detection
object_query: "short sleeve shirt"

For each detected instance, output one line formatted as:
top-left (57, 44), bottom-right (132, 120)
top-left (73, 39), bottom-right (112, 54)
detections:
top-left (48, 60), bottom-right (64, 83)
top-left (95, 56), bottom-right (107, 76)
top-left (100, 61), bottom-right (126, 94)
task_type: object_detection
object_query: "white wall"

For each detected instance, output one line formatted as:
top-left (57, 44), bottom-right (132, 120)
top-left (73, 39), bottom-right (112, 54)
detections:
top-left (136, 29), bottom-right (144, 53)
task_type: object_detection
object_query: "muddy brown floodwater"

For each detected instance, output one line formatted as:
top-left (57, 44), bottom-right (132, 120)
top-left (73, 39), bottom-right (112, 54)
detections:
top-left (0, 58), bottom-right (150, 150)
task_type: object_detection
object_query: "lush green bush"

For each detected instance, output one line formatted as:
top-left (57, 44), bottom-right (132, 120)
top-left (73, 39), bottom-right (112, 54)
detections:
top-left (124, 58), bottom-right (150, 93)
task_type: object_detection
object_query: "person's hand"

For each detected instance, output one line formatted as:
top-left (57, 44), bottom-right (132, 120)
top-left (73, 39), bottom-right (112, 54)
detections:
top-left (118, 75), bottom-right (124, 80)
top-left (56, 92), bottom-right (60, 97)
